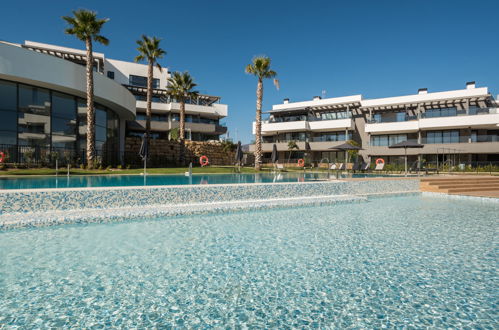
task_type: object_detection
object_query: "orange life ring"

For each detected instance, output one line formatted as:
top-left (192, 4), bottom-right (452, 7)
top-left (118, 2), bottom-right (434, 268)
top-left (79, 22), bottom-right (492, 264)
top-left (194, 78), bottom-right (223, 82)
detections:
top-left (199, 155), bottom-right (209, 167)
top-left (0, 152), bottom-right (5, 163)
top-left (297, 158), bottom-right (305, 167)
top-left (375, 158), bottom-right (385, 165)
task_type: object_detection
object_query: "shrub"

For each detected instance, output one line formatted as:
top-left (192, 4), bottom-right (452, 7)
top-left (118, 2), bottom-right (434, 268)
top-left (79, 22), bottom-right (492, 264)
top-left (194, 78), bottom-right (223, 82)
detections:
top-left (117, 164), bottom-right (123, 170)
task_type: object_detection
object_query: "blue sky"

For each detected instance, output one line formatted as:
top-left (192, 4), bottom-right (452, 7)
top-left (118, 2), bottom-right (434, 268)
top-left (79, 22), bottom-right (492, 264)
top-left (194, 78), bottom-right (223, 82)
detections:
top-left (2, 0), bottom-right (499, 143)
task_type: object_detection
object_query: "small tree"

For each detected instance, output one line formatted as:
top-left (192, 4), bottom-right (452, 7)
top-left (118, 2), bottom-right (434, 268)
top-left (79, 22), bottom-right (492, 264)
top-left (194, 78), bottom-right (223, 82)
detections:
top-left (346, 140), bottom-right (360, 162)
top-left (287, 140), bottom-right (299, 164)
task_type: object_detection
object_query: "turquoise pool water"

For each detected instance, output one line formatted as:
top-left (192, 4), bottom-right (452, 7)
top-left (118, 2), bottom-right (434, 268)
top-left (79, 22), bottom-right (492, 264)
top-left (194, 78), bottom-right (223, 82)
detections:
top-left (0, 195), bottom-right (497, 327)
top-left (0, 172), bottom-right (404, 190)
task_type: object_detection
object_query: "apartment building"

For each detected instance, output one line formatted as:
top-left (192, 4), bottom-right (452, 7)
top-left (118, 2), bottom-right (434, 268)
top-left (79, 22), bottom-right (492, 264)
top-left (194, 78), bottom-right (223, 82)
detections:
top-left (21, 41), bottom-right (228, 141)
top-left (0, 40), bottom-right (228, 163)
top-left (104, 58), bottom-right (228, 141)
top-left (250, 82), bottom-right (499, 166)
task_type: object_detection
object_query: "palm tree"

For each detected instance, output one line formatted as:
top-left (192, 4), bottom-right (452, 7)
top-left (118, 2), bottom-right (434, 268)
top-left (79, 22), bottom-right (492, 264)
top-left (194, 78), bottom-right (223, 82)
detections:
top-left (63, 9), bottom-right (109, 168)
top-left (134, 35), bottom-right (166, 139)
top-left (287, 140), bottom-right (299, 164)
top-left (166, 71), bottom-right (199, 141)
top-left (245, 56), bottom-right (279, 170)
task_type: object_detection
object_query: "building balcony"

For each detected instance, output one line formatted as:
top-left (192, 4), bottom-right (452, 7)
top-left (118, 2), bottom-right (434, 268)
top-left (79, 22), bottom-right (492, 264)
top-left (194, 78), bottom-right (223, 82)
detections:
top-left (366, 109), bottom-right (499, 133)
top-left (127, 120), bottom-right (169, 132)
top-left (135, 100), bottom-right (228, 117)
top-left (308, 118), bottom-right (354, 131)
top-left (255, 120), bottom-right (309, 135)
top-left (365, 120), bottom-right (419, 134)
top-left (366, 136), bottom-right (499, 156)
top-left (248, 140), bottom-right (352, 153)
top-left (419, 112), bottom-right (499, 130)
top-left (254, 117), bottom-right (354, 135)
top-left (170, 121), bottom-right (218, 134)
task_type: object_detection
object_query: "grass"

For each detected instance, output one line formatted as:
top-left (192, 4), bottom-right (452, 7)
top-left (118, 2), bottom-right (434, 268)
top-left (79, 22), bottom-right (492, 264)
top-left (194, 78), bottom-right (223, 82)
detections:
top-left (0, 166), bottom-right (260, 176)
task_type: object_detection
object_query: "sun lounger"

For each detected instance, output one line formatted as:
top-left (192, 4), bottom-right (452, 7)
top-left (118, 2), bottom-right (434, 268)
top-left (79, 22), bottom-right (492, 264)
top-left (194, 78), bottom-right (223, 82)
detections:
top-left (374, 162), bottom-right (385, 171)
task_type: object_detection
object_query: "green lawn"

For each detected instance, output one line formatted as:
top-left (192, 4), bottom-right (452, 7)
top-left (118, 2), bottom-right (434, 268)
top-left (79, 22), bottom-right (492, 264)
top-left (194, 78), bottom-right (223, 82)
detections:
top-left (0, 166), bottom-right (260, 176)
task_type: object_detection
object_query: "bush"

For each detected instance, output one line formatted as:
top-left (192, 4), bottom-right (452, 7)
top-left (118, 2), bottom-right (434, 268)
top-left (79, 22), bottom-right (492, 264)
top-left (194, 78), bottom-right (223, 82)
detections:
top-left (126, 164), bottom-right (131, 169)
top-left (117, 164), bottom-right (123, 170)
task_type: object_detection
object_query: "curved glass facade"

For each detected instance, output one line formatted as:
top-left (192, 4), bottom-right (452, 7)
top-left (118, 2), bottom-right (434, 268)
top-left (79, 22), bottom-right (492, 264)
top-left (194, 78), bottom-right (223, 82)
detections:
top-left (0, 79), bottom-right (120, 165)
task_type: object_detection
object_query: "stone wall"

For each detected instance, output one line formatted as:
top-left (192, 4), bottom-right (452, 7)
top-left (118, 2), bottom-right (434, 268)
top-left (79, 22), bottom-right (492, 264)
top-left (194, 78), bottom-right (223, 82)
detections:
top-left (124, 137), bottom-right (235, 167)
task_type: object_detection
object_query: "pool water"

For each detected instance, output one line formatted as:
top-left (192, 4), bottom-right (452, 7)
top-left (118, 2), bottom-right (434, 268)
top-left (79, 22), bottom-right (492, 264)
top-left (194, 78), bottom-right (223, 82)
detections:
top-left (0, 195), bottom-right (497, 327)
top-left (0, 172), bottom-right (404, 190)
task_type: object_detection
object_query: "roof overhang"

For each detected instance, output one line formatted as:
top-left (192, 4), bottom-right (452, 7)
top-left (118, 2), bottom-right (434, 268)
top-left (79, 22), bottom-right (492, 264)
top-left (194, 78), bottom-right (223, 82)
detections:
top-left (361, 95), bottom-right (491, 111)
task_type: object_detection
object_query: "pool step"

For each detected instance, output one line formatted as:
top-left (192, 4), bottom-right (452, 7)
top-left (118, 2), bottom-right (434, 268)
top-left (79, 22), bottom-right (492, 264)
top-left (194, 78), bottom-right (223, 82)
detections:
top-left (420, 176), bottom-right (499, 195)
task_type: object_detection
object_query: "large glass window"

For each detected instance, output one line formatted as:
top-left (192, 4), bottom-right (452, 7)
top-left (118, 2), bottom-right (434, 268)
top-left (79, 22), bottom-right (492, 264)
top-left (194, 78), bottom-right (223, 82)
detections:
top-left (426, 130), bottom-right (459, 144)
top-left (18, 85), bottom-right (50, 146)
top-left (129, 75), bottom-right (160, 89)
top-left (0, 80), bottom-right (17, 111)
top-left (51, 92), bottom-right (76, 149)
top-left (370, 134), bottom-right (407, 146)
top-left (0, 81), bottom-right (18, 146)
top-left (425, 107), bottom-right (457, 118)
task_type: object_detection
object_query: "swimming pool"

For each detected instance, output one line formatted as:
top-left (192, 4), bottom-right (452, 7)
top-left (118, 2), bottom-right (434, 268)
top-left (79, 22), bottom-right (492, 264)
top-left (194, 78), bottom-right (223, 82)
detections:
top-left (0, 195), bottom-right (496, 327)
top-left (0, 172), bottom-right (410, 190)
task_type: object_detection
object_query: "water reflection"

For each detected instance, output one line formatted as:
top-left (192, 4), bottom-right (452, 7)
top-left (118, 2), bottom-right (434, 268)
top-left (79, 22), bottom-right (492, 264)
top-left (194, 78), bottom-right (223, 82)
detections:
top-left (0, 172), bottom-right (395, 190)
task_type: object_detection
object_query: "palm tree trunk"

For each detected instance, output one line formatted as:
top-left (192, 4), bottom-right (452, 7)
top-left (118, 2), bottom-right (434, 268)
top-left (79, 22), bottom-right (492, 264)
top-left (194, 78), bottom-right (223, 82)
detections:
top-left (179, 100), bottom-right (186, 166)
top-left (254, 79), bottom-right (263, 171)
top-left (179, 100), bottom-right (185, 141)
top-left (146, 62), bottom-right (153, 138)
top-left (85, 38), bottom-right (96, 168)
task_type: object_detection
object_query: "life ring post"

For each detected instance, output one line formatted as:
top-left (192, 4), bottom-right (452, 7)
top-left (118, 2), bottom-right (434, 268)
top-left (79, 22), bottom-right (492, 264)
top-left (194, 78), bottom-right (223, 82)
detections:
top-left (199, 155), bottom-right (209, 167)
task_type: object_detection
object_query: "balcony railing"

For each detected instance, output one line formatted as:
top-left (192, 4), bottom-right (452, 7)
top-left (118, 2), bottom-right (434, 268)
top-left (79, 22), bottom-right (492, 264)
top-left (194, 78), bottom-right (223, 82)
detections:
top-left (266, 114), bottom-right (352, 124)
top-left (367, 135), bottom-right (499, 147)
top-left (367, 108), bottom-right (499, 124)
top-left (421, 107), bottom-right (499, 118)
top-left (367, 115), bottom-right (418, 124)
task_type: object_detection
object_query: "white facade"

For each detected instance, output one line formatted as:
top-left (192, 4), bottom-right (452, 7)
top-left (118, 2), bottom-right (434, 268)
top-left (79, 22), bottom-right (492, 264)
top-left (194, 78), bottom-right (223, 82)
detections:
top-left (20, 40), bottom-right (229, 141)
top-left (251, 83), bottom-right (499, 164)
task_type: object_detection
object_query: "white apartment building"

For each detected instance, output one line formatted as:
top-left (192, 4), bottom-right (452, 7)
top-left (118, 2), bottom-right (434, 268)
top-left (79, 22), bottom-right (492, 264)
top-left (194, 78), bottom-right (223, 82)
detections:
top-left (21, 41), bottom-right (229, 142)
top-left (251, 82), bottom-right (499, 166)
top-left (0, 40), bottom-right (228, 164)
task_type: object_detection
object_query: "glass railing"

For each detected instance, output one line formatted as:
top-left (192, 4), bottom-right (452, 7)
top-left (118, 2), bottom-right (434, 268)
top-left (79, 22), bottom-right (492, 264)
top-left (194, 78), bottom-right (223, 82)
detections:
top-left (266, 114), bottom-right (352, 124)
top-left (367, 108), bottom-right (499, 124)
top-left (367, 139), bottom-right (418, 147)
top-left (421, 107), bottom-right (499, 119)
top-left (367, 115), bottom-right (418, 124)
top-left (311, 136), bottom-right (351, 142)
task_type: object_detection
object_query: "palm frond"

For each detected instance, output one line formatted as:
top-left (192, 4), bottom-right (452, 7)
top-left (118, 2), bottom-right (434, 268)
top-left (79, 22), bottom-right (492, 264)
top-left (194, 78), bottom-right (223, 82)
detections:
top-left (62, 9), bottom-right (109, 44)
top-left (245, 56), bottom-right (278, 88)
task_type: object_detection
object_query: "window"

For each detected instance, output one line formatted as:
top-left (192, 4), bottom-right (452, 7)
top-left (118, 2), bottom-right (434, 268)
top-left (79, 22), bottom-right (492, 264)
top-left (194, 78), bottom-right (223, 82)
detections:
top-left (396, 112), bottom-right (406, 122)
top-left (18, 85), bottom-right (50, 147)
top-left (425, 107), bottom-right (457, 118)
top-left (0, 80), bottom-right (17, 145)
top-left (129, 75), bottom-right (160, 89)
top-left (426, 130), bottom-right (459, 144)
top-left (107, 71), bottom-right (115, 79)
top-left (370, 134), bottom-right (407, 146)
top-left (313, 132), bottom-right (352, 142)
